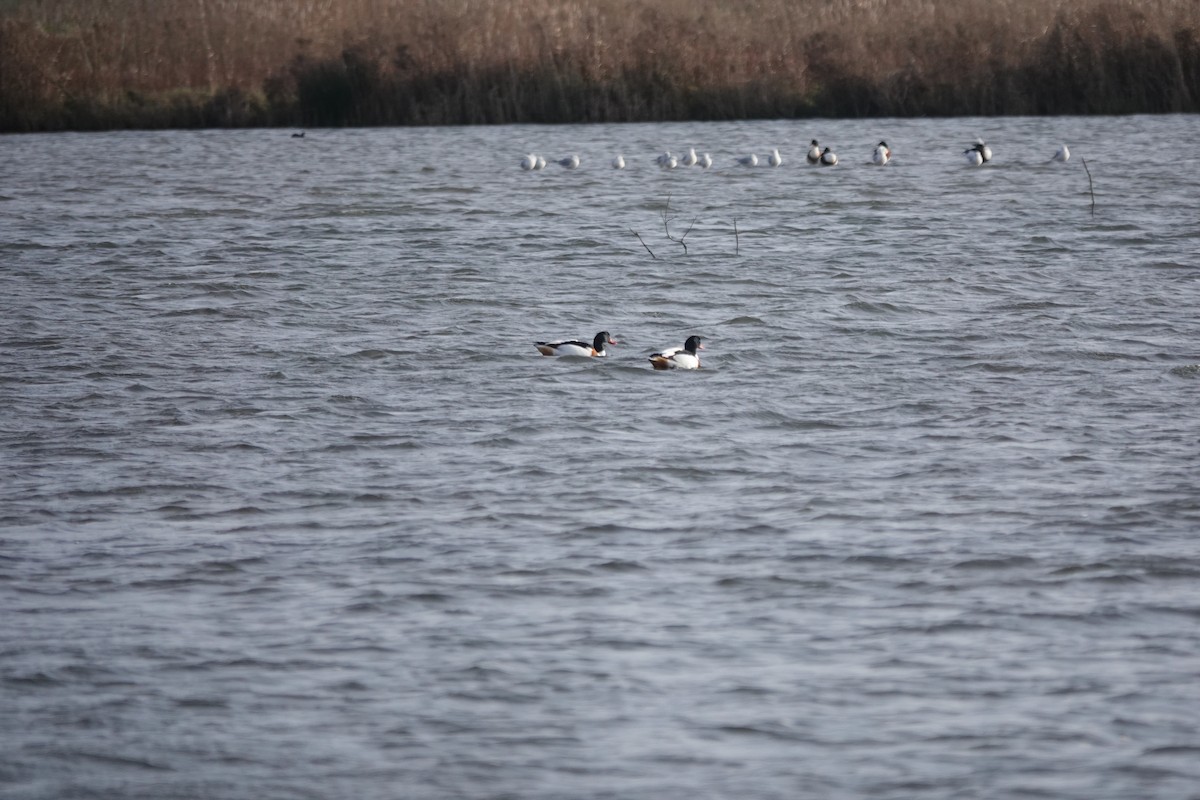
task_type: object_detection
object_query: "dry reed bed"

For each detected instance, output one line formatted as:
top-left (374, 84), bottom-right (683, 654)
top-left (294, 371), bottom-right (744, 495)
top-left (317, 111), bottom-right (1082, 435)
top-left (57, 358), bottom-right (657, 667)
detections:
top-left (2, 0), bottom-right (1198, 131)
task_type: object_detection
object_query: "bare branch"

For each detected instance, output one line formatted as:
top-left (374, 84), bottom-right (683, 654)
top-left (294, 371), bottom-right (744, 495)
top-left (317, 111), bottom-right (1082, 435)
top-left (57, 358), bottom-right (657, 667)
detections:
top-left (680, 217), bottom-right (697, 242)
top-left (630, 228), bottom-right (657, 259)
top-left (658, 194), bottom-right (693, 254)
top-left (662, 212), bottom-right (695, 255)
top-left (1081, 158), bottom-right (1096, 217)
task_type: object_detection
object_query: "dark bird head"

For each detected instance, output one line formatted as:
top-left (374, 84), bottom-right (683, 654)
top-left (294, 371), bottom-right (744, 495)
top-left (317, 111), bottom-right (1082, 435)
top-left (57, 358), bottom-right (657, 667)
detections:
top-left (594, 331), bottom-right (618, 350)
top-left (683, 335), bottom-right (704, 353)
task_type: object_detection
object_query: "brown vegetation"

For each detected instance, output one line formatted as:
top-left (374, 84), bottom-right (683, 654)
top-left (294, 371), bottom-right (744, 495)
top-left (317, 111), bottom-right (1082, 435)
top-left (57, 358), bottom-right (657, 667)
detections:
top-left (2, 0), bottom-right (1198, 131)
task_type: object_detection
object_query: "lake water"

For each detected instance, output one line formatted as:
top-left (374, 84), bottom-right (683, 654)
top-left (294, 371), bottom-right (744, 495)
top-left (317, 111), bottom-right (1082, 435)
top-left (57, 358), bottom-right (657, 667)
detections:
top-left (2, 116), bottom-right (1199, 799)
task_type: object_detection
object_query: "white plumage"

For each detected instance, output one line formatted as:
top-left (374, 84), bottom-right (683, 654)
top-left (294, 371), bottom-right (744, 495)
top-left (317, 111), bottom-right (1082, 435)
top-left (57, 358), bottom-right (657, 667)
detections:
top-left (872, 141), bottom-right (891, 165)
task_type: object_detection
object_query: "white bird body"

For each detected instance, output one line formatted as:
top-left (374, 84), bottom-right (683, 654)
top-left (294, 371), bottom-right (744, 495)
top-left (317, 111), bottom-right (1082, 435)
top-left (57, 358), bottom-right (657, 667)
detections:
top-left (649, 336), bottom-right (705, 371)
top-left (656, 151), bottom-right (673, 167)
top-left (737, 153), bottom-right (759, 167)
top-left (682, 148), bottom-right (698, 167)
top-left (520, 153), bottom-right (537, 171)
top-left (699, 152), bottom-right (713, 169)
top-left (558, 154), bottom-right (580, 169)
top-left (612, 154), bottom-right (626, 169)
top-left (535, 331), bottom-right (618, 358)
top-left (806, 140), bottom-right (821, 164)
top-left (1053, 144), bottom-right (1070, 162)
top-left (967, 139), bottom-right (993, 163)
top-left (819, 147), bottom-right (838, 166)
top-left (768, 148), bottom-right (783, 167)
top-left (534, 156), bottom-right (546, 170)
top-left (872, 141), bottom-right (891, 165)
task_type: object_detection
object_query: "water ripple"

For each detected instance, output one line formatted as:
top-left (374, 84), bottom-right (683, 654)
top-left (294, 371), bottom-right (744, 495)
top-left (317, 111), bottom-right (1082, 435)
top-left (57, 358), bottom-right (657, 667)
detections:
top-left (2, 117), bottom-right (1199, 800)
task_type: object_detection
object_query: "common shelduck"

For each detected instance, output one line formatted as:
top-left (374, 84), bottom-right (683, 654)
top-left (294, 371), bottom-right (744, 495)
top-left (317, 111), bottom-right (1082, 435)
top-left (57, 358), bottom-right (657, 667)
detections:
top-left (649, 336), bottom-right (705, 370)
top-left (872, 141), bottom-right (891, 165)
top-left (819, 147), bottom-right (838, 166)
top-left (682, 148), bottom-right (699, 167)
top-left (534, 331), bottom-right (618, 358)
top-left (699, 152), bottom-right (713, 169)
top-left (737, 153), bottom-right (759, 167)
top-left (558, 154), bottom-right (580, 169)
top-left (768, 148), bottom-right (783, 167)
top-left (612, 154), bottom-right (626, 169)
top-left (520, 153), bottom-right (537, 171)
top-left (1052, 144), bottom-right (1070, 163)
top-left (534, 156), bottom-right (547, 170)
top-left (656, 151), bottom-right (673, 167)
top-left (806, 140), bottom-right (821, 164)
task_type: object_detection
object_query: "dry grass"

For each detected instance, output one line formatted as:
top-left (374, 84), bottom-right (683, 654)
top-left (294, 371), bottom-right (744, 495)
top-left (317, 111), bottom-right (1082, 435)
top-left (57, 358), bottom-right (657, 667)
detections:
top-left (2, 0), bottom-right (1198, 130)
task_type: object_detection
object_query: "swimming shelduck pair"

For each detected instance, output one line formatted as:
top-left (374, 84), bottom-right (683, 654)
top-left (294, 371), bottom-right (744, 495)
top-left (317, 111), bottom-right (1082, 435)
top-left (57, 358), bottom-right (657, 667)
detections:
top-left (872, 141), bottom-right (892, 165)
top-left (649, 336), bottom-right (704, 370)
top-left (534, 332), bottom-right (704, 369)
top-left (534, 331), bottom-right (618, 358)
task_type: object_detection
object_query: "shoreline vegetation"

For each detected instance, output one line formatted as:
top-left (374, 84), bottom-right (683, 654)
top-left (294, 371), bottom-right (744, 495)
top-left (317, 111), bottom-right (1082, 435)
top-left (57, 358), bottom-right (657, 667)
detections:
top-left (2, 0), bottom-right (1199, 133)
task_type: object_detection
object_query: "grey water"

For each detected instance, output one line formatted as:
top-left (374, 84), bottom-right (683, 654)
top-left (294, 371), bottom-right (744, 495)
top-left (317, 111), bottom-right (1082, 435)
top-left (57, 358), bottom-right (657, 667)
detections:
top-left (2, 115), bottom-right (1199, 800)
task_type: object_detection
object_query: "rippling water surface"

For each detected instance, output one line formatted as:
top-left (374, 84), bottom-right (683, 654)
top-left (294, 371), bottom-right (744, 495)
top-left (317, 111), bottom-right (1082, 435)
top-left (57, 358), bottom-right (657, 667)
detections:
top-left (3, 116), bottom-right (1200, 799)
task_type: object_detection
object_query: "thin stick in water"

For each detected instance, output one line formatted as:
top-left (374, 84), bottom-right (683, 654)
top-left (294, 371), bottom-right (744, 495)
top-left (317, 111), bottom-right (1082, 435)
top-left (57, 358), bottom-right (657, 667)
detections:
top-left (1082, 158), bottom-right (1096, 218)
top-left (630, 228), bottom-right (657, 259)
top-left (733, 218), bottom-right (740, 255)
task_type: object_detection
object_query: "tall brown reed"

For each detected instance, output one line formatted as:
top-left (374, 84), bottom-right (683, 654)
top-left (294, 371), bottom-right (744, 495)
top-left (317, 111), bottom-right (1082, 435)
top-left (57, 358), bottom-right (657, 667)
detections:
top-left (2, 0), bottom-right (1198, 131)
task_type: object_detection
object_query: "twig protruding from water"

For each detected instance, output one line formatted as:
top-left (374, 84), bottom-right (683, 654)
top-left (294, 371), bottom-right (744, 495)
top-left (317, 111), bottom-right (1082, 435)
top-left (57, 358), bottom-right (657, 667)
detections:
top-left (659, 194), bottom-right (695, 255)
top-left (630, 228), bottom-right (657, 259)
top-left (1081, 158), bottom-right (1096, 218)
